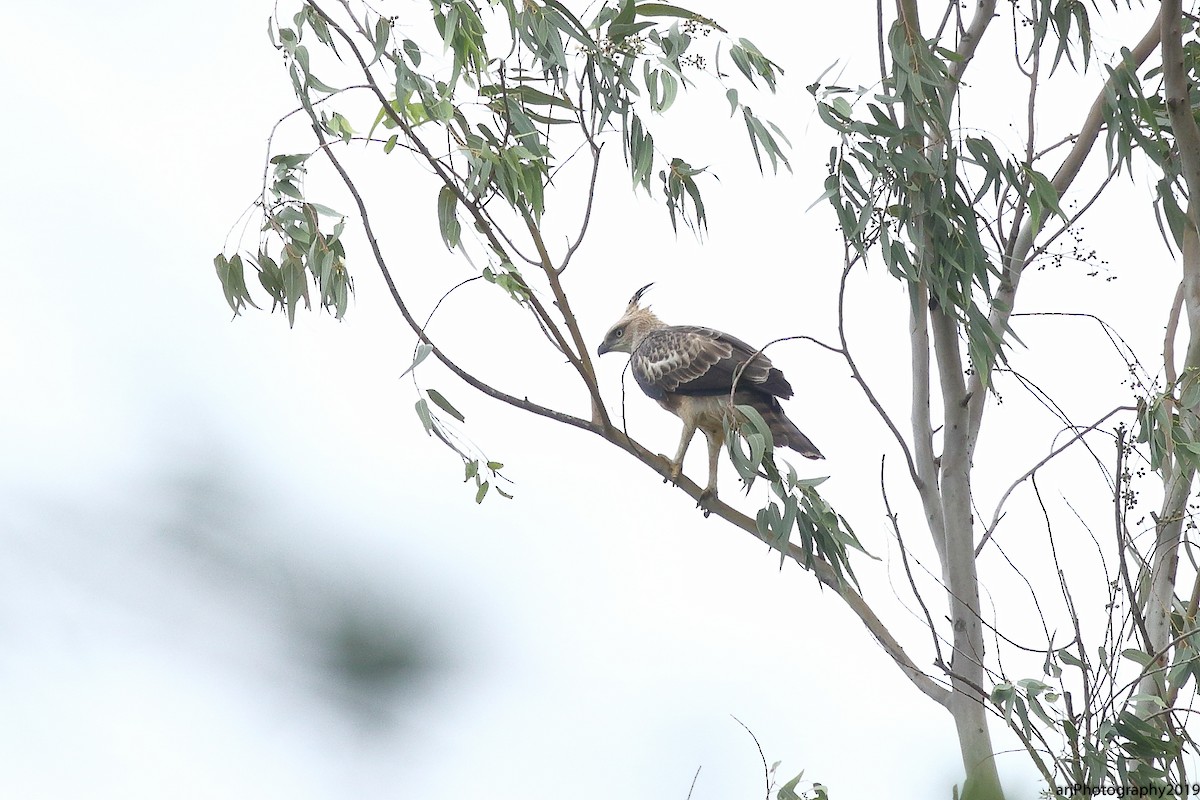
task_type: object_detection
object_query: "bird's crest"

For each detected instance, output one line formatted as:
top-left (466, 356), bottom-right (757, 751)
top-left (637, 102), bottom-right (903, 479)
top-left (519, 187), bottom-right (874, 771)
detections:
top-left (597, 283), bottom-right (664, 355)
top-left (627, 282), bottom-right (654, 311)
top-left (617, 282), bottom-right (662, 338)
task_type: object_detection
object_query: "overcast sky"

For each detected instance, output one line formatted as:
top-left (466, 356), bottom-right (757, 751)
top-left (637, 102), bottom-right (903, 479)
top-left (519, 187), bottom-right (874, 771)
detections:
top-left (0, 1), bottom-right (1187, 798)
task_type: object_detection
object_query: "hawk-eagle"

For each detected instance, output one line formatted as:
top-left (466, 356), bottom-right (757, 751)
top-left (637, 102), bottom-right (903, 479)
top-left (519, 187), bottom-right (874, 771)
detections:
top-left (597, 284), bottom-right (822, 498)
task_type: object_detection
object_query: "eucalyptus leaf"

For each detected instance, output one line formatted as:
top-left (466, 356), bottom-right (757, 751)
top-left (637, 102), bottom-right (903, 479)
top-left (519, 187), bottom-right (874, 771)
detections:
top-left (400, 343), bottom-right (434, 379)
top-left (427, 389), bottom-right (465, 422)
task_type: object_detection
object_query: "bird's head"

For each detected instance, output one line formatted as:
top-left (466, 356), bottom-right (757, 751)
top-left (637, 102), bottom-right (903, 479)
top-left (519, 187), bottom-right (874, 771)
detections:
top-left (597, 283), bottom-right (662, 356)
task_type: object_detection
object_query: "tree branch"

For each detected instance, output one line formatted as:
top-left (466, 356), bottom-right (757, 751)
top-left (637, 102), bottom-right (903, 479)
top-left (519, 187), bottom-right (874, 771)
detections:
top-left (909, 279), bottom-right (949, 567)
top-left (317, 135), bottom-right (595, 435)
top-left (307, 0), bottom-right (602, 412)
top-left (966, 11), bottom-right (1164, 453)
top-left (948, 0), bottom-right (999, 92)
top-left (1141, 0), bottom-right (1200, 707)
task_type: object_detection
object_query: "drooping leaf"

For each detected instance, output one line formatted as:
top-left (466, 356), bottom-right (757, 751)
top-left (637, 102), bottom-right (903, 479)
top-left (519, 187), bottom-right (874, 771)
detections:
top-left (437, 186), bottom-right (462, 249)
top-left (400, 343), bottom-right (434, 379)
top-left (427, 388), bottom-right (466, 422)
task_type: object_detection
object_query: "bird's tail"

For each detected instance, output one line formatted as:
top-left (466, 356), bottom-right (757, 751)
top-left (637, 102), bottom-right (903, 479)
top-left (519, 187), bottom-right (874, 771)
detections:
top-left (761, 400), bottom-right (823, 460)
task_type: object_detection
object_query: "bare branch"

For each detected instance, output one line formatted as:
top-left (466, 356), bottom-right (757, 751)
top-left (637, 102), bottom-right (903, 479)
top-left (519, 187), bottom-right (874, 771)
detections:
top-left (881, 456), bottom-right (947, 670)
top-left (909, 279), bottom-right (948, 565)
top-left (838, 255), bottom-right (922, 491)
top-left (948, 0), bottom-right (999, 95)
top-left (318, 136), bottom-right (595, 435)
top-left (731, 716), bottom-right (770, 800)
top-left (519, 207), bottom-right (611, 426)
top-left (978, 406), bottom-right (1137, 556)
top-left (1114, 427), bottom-right (1155, 656)
top-left (561, 91), bottom-right (606, 275)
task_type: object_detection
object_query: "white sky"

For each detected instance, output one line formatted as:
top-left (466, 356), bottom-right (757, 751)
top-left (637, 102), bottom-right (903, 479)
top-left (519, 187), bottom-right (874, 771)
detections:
top-left (0, 1), bottom-right (1186, 798)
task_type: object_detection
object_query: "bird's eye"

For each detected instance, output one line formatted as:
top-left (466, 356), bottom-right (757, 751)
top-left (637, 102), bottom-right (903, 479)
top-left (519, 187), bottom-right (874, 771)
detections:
top-left (613, 327), bottom-right (624, 338)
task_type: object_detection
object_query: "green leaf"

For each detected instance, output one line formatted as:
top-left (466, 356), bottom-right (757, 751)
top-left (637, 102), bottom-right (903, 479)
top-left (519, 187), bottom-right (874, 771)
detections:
top-left (270, 153), bottom-right (310, 168)
top-left (776, 771), bottom-right (805, 800)
top-left (1057, 648), bottom-right (1087, 669)
top-left (427, 388), bottom-right (466, 422)
top-left (480, 83), bottom-right (573, 109)
top-left (1181, 371), bottom-right (1200, 410)
top-left (635, 3), bottom-right (720, 28)
top-left (403, 38), bottom-right (422, 66)
top-left (282, 259), bottom-right (306, 328)
top-left (308, 202), bottom-right (342, 217)
top-left (400, 343), bottom-right (433, 379)
top-left (213, 253), bottom-right (260, 315)
top-left (414, 398), bottom-right (434, 434)
top-left (541, 0), bottom-right (595, 47)
top-left (1122, 648), bottom-right (1153, 667)
top-left (369, 16), bottom-right (391, 66)
top-left (274, 180), bottom-right (304, 200)
top-left (656, 69), bottom-right (678, 112)
top-left (437, 186), bottom-right (462, 248)
top-left (475, 480), bottom-right (490, 503)
top-left (735, 403), bottom-right (773, 445)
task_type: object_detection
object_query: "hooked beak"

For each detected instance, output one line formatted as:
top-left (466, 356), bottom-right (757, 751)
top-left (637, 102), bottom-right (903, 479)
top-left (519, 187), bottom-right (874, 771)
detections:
top-left (597, 341), bottom-right (611, 356)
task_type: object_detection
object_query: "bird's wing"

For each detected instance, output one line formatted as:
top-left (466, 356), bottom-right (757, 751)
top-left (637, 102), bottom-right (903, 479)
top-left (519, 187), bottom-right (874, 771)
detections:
top-left (631, 326), bottom-right (793, 399)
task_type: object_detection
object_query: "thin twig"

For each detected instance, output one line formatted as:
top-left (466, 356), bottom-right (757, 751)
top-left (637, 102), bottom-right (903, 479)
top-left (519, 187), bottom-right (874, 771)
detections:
top-left (881, 455), bottom-right (946, 670)
top-left (731, 716), bottom-right (770, 800)
top-left (683, 766), bottom-right (702, 800)
top-left (978, 405), bottom-right (1136, 555)
top-left (317, 136), bottom-right (594, 434)
top-left (837, 254), bottom-right (921, 488)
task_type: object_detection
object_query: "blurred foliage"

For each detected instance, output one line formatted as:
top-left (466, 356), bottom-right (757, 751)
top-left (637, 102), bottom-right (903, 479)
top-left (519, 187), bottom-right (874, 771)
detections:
top-left (162, 465), bottom-right (441, 724)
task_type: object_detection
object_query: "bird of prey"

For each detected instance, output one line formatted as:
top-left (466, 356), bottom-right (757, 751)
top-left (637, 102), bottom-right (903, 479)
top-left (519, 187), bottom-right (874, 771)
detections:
top-left (597, 284), bottom-right (822, 499)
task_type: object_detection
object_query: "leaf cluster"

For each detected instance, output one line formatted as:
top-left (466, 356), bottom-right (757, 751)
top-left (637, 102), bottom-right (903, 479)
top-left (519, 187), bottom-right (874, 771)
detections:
top-left (1138, 369), bottom-right (1200, 475)
top-left (996, 637), bottom-right (1197, 791)
top-left (723, 404), bottom-right (869, 587)
top-left (216, 153), bottom-right (352, 326)
top-left (811, 19), bottom-right (1072, 388)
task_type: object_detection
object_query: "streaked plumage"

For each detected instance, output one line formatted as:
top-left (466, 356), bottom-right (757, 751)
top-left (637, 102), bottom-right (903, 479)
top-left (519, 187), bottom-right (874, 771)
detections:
top-left (597, 284), bottom-right (822, 498)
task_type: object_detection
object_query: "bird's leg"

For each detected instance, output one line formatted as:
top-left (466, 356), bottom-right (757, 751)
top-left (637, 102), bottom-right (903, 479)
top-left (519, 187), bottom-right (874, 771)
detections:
top-left (697, 428), bottom-right (723, 509)
top-left (666, 422), bottom-right (697, 485)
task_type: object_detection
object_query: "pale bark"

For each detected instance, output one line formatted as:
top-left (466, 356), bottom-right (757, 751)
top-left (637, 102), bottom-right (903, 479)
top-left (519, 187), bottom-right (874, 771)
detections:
top-left (892, 0), bottom-right (1006, 793)
top-left (932, 305), bottom-right (1002, 800)
top-left (1138, 0), bottom-right (1200, 710)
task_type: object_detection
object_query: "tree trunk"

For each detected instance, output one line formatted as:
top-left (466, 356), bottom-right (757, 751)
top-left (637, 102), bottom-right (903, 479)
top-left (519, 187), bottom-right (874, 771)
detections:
top-left (932, 307), bottom-right (1004, 800)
